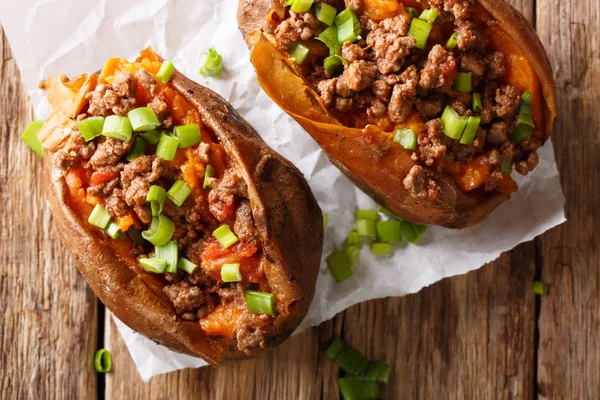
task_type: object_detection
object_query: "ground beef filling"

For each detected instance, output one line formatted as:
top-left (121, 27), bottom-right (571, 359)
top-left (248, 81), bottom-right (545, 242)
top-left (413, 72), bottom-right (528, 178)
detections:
top-left (53, 70), bottom-right (271, 353)
top-left (274, 0), bottom-right (543, 199)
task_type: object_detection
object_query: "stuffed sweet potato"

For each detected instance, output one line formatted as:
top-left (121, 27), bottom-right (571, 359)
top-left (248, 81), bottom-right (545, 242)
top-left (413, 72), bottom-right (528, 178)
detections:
top-left (238, 0), bottom-right (557, 228)
top-left (37, 48), bottom-right (323, 364)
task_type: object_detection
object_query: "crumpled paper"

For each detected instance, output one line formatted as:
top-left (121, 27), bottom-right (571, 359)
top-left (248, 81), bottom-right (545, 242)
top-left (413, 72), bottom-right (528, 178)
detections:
top-left (1, 0), bottom-right (565, 382)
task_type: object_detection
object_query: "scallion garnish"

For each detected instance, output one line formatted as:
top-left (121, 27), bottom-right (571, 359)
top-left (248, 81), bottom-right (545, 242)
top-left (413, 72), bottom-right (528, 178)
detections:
top-left (500, 158), bottom-right (513, 173)
top-left (337, 16), bottom-right (358, 43)
top-left (140, 129), bottom-right (161, 144)
top-left (128, 228), bottom-right (145, 245)
top-left (441, 105), bottom-right (468, 140)
top-left (102, 115), bottom-right (133, 142)
top-left (355, 219), bottom-right (376, 239)
top-left (213, 225), bottom-right (239, 248)
top-left (532, 281), bottom-right (549, 296)
top-left (371, 242), bottom-right (392, 256)
top-left (289, 43), bottom-right (310, 65)
top-left (326, 336), bottom-right (391, 382)
top-left (513, 124), bottom-right (533, 143)
top-left (323, 213), bottom-right (329, 230)
top-left (347, 230), bottom-right (360, 246)
top-left (323, 55), bottom-right (347, 76)
top-left (408, 18), bottom-right (432, 49)
top-left (246, 290), bottom-right (276, 316)
top-left (155, 240), bottom-right (178, 273)
top-left (199, 48), bottom-right (224, 78)
top-left (406, 7), bottom-right (419, 18)
top-left (94, 349), bottom-right (112, 373)
top-left (155, 132), bottom-right (179, 161)
top-left (290, 0), bottom-right (314, 12)
top-left (77, 116), bottom-right (105, 142)
top-left (203, 164), bottom-right (215, 189)
top-left (419, 9), bottom-right (438, 24)
top-left (356, 209), bottom-right (378, 221)
top-left (21, 120), bottom-right (45, 158)
top-left (472, 92), bottom-right (483, 112)
top-left (393, 128), bottom-right (416, 150)
top-left (124, 136), bottom-right (147, 161)
top-left (446, 32), bottom-right (458, 49)
top-left (375, 220), bottom-right (403, 243)
top-left (401, 221), bottom-right (427, 244)
top-left (335, 8), bottom-right (361, 38)
top-left (156, 60), bottom-right (175, 84)
top-left (317, 25), bottom-right (341, 55)
top-left (127, 107), bottom-right (161, 132)
top-left (105, 221), bottom-right (124, 240)
top-left (177, 257), bottom-right (198, 274)
top-left (362, 362), bottom-right (392, 383)
top-left (327, 250), bottom-right (353, 282)
top-left (147, 185), bottom-right (167, 216)
top-left (338, 377), bottom-right (381, 400)
top-left (221, 263), bottom-right (243, 282)
top-left (167, 180), bottom-right (192, 207)
top-left (142, 214), bottom-right (175, 246)
top-left (173, 124), bottom-right (201, 148)
top-left (517, 91), bottom-right (536, 128)
top-left (139, 257), bottom-right (167, 274)
top-left (88, 204), bottom-right (111, 230)
top-left (454, 72), bottom-right (473, 92)
top-left (315, 2), bottom-right (337, 25)
top-left (378, 206), bottom-right (403, 221)
top-left (346, 245), bottom-right (361, 268)
top-left (459, 116), bottom-right (481, 145)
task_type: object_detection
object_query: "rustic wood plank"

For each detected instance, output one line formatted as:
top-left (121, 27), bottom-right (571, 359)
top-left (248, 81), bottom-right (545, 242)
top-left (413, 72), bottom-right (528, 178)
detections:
top-left (0, 27), bottom-right (99, 399)
top-left (535, 0), bottom-right (600, 398)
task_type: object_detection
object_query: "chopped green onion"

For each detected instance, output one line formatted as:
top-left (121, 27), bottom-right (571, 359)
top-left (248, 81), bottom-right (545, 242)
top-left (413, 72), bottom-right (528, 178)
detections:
top-left (406, 7), bottom-right (419, 18)
top-left (371, 242), bottom-right (392, 256)
top-left (199, 48), bottom-right (224, 77)
top-left (203, 165), bottom-right (215, 189)
top-left (500, 158), bottom-right (513, 173)
top-left (142, 214), bottom-right (175, 246)
top-left (408, 18), bottom-right (432, 50)
top-left (213, 225), bottom-right (239, 248)
top-left (446, 32), bottom-right (458, 49)
top-left (94, 349), bottom-right (112, 373)
top-left (221, 263), bottom-right (243, 282)
top-left (327, 250), bottom-right (353, 282)
top-left (155, 132), bottom-right (180, 161)
top-left (337, 17), bottom-right (357, 43)
top-left (128, 228), bottom-right (145, 245)
top-left (290, 0), bottom-right (313, 13)
top-left (167, 180), bottom-right (192, 207)
top-left (419, 9), bottom-right (438, 24)
top-left (146, 185), bottom-right (167, 216)
top-left (441, 105), bottom-right (468, 140)
top-left (124, 136), bottom-right (147, 161)
top-left (362, 362), bottom-right (392, 383)
top-left (347, 230), bottom-right (360, 246)
top-left (356, 209), bottom-right (378, 221)
top-left (139, 257), bottom-right (167, 274)
top-left (517, 91), bottom-right (536, 128)
top-left (177, 257), bottom-right (198, 274)
top-left (335, 8), bottom-right (361, 37)
top-left (323, 213), bottom-right (329, 230)
top-left (77, 116), bottom-right (105, 142)
top-left (355, 219), bottom-right (376, 239)
top-left (393, 128), bottom-right (416, 150)
top-left (102, 115), bottom-right (133, 142)
top-left (324, 55), bottom-right (347, 76)
top-left (532, 281), bottom-right (549, 296)
top-left (127, 107), bottom-right (161, 132)
top-left (155, 240), bottom-right (178, 273)
top-left (454, 72), bottom-right (472, 92)
top-left (289, 43), bottom-right (310, 65)
top-left (285, 0), bottom-right (293, 5)
top-left (459, 116), bottom-right (481, 145)
top-left (338, 377), bottom-right (381, 400)
top-left (346, 245), bottom-right (361, 267)
top-left (326, 337), bottom-right (370, 375)
top-left (401, 221), bottom-right (427, 244)
top-left (156, 60), bottom-right (175, 84)
top-left (105, 221), bottom-right (124, 240)
top-left (174, 124), bottom-right (201, 148)
top-left (88, 204), bottom-right (111, 230)
top-left (314, 2), bottom-right (337, 25)
top-left (378, 206), bottom-right (403, 221)
top-left (21, 120), bottom-right (45, 158)
top-left (376, 220), bottom-right (403, 243)
top-left (317, 25), bottom-right (341, 55)
top-left (513, 123), bottom-right (533, 143)
top-left (140, 129), bottom-right (161, 144)
top-left (472, 92), bottom-right (483, 112)
top-left (246, 290), bottom-right (276, 316)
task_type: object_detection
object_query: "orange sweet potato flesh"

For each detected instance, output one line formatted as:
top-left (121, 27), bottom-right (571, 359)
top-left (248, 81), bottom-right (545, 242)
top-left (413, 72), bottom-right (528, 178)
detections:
top-left (38, 49), bottom-right (323, 364)
top-left (238, 0), bottom-right (557, 228)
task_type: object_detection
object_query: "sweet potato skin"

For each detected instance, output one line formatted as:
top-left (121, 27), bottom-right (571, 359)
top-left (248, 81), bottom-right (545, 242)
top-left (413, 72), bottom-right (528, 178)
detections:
top-left (238, 0), bottom-right (557, 229)
top-left (42, 52), bottom-right (323, 364)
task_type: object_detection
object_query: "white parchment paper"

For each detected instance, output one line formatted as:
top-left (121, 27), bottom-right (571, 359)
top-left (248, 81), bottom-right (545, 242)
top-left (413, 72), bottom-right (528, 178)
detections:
top-left (1, 0), bottom-right (566, 382)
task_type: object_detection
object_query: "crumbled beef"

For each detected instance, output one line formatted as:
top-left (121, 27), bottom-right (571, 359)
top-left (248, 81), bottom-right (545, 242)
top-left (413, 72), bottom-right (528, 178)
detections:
top-left (196, 142), bottom-right (211, 164)
top-left (341, 42), bottom-right (369, 63)
top-left (53, 129), bottom-right (97, 170)
top-left (86, 72), bottom-right (137, 116)
top-left (515, 152), bottom-right (539, 175)
top-left (455, 20), bottom-right (483, 50)
top-left (317, 79), bottom-right (337, 108)
top-left (403, 165), bottom-right (439, 200)
top-left (274, 11), bottom-right (320, 49)
top-left (487, 121), bottom-right (511, 146)
top-left (371, 79), bottom-right (392, 101)
top-left (416, 96), bottom-right (445, 119)
top-left (419, 45), bottom-right (457, 91)
top-left (89, 137), bottom-right (134, 168)
top-left (54, 149), bottom-right (79, 171)
top-left (148, 94), bottom-right (174, 129)
top-left (484, 170), bottom-right (504, 191)
top-left (480, 83), bottom-right (497, 124)
top-left (485, 52), bottom-right (505, 80)
top-left (104, 188), bottom-right (130, 218)
top-left (208, 168), bottom-right (248, 222)
top-left (367, 98), bottom-right (387, 119)
top-left (137, 68), bottom-right (159, 96)
top-left (388, 65), bottom-right (418, 123)
top-left (237, 320), bottom-right (270, 354)
top-left (366, 15), bottom-right (415, 75)
top-left (345, 0), bottom-right (362, 12)
top-left (460, 52), bottom-right (486, 78)
top-left (414, 119), bottom-right (449, 166)
top-left (494, 85), bottom-right (521, 119)
top-left (87, 165), bottom-right (123, 197)
top-left (343, 60), bottom-right (378, 92)
top-left (163, 281), bottom-right (213, 313)
top-left (120, 156), bottom-right (165, 222)
top-left (233, 200), bottom-right (260, 244)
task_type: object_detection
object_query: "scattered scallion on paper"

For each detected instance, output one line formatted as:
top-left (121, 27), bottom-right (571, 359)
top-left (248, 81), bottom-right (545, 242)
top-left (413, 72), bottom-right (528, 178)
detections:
top-left (199, 48), bottom-right (224, 78)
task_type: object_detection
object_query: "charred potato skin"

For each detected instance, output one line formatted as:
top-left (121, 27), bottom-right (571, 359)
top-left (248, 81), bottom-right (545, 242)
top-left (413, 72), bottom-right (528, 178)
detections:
top-left (43, 58), bottom-right (323, 364)
top-left (237, 0), bottom-right (557, 229)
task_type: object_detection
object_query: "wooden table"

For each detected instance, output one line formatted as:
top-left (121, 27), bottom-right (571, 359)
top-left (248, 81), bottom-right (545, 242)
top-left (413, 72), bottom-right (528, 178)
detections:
top-left (1, 0), bottom-right (598, 398)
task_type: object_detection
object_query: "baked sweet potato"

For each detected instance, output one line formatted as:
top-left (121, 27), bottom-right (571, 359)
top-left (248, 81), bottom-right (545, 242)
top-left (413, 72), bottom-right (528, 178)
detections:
top-left (37, 48), bottom-right (323, 364)
top-left (238, 0), bottom-right (557, 228)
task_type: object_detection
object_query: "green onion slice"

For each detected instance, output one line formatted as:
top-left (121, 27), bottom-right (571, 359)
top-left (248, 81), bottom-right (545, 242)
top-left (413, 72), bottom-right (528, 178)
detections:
top-left (155, 240), bottom-right (178, 273)
top-left (177, 257), bottom-right (198, 274)
top-left (517, 91), bottom-right (536, 128)
top-left (338, 377), bottom-right (381, 400)
top-left (356, 209), bottom-right (378, 221)
top-left (362, 362), bottom-right (392, 383)
top-left (347, 230), bottom-right (360, 246)
top-left (140, 129), bottom-right (161, 144)
top-left (102, 115), bottom-right (133, 142)
top-left (290, 0), bottom-right (314, 12)
top-left (289, 43), bottom-right (310, 65)
top-left (156, 60), bottom-right (175, 84)
top-left (221, 263), bottom-right (243, 282)
top-left (199, 48), bottom-right (224, 77)
top-left (167, 179), bottom-right (192, 207)
top-left (500, 158), bottom-right (513, 173)
top-left (124, 136), bottom-right (147, 161)
top-left (337, 17), bottom-right (357, 43)
top-left (419, 9), bottom-right (438, 24)
top-left (408, 18), bottom-right (432, 50)
top-left (213, 225), bottom-right (239, 248)
top-left (335, 8), bottom-right (361, 38)
top-left (446, 32), bottom-right (458, 49)
top-left (21, 120), bottom-right (45, 158)
top-left (77, 116), bottom-right (105, 142)
top-left (459, 116), bottom-right (481, 145)
top-left (454, 72), bottom-right (472, 92)
top-left (203, 164), bottom-right (215, 189)
top-left (94, 349), bottom-right (112, 373)
top-left (371, 242), bottom-right (392, 256)
top-left (326, 337), bottom-right (370, 375)
top-left (323, 55), bottom-right (347, 76)
top-left (406, 7), bottom-right (419, 18)
top-left (317, 25), bottom-right (341, 55)
top-left (376, 220), bottom-right (403, 243)
top-left (88, 204), bottom-right (111, 230)
top-left (355, 219), bottom-right (376, 239)
top-left (323, 213), bottom-right (329, 231)
top-left (393, 128), bottom-right (416, 150)
top-left (139, 257), bottom-right (167, 274)
top-left (128, 228), bottom-right (145, 245)
top-left (532, 281), bottom-right (549, 296)
top-left (513, 123), bottom-right (533, 143)
top-left (174, 124), bottom-right (201, 148)
top-left (441, 105), bottom-right (468, 140)
top-left (346, 245), bottom-right (361, 268)
top-left (142, 214), bottom-right (175, 246)
top-left (327, 250), bottom-right (353, 282)
top-left (315, 2), bottom-right (337, 25)
top-left (378, 206), bottom-right (403, 221)
top-left (472, 92), bottom-right (483, 112)
top-left (155, 132), bottom-right (180, 161)
top-left (401, 221), bottom-right (427, 244)
top-left (147, 185), bottom-right (167, 216)
top-left (246, 290), bottom-right (276, 316)
top-left (127, 107), bottom-right (161, 132)
top-left (105, 221), bottom-right (124, 240)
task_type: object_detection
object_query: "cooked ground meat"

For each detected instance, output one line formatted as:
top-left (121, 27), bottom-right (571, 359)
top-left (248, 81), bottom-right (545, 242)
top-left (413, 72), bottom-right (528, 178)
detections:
top-left (274, 11), bottom-right (320, 49)
top-left (86, 72), bottom-right (137, 116)
top-left (233, 200), bottom-right (260, 244)
top-left (389, 65), bottom-right (418, 123)
top-left (236, 320), bottom-right (270, 354)
top-left (419, 45), bottom-right (457, 91)
top-left (403, 165), bottom-right (440, 200)
top-left (163, 281), bottom-right (214, 313)
top-left (89, 137), bottom-right (134, 169)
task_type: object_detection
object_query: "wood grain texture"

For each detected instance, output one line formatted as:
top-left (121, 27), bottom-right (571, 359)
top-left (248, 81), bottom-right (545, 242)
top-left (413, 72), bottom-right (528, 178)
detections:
top-left (0, 27), bottom-right (98, 399)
